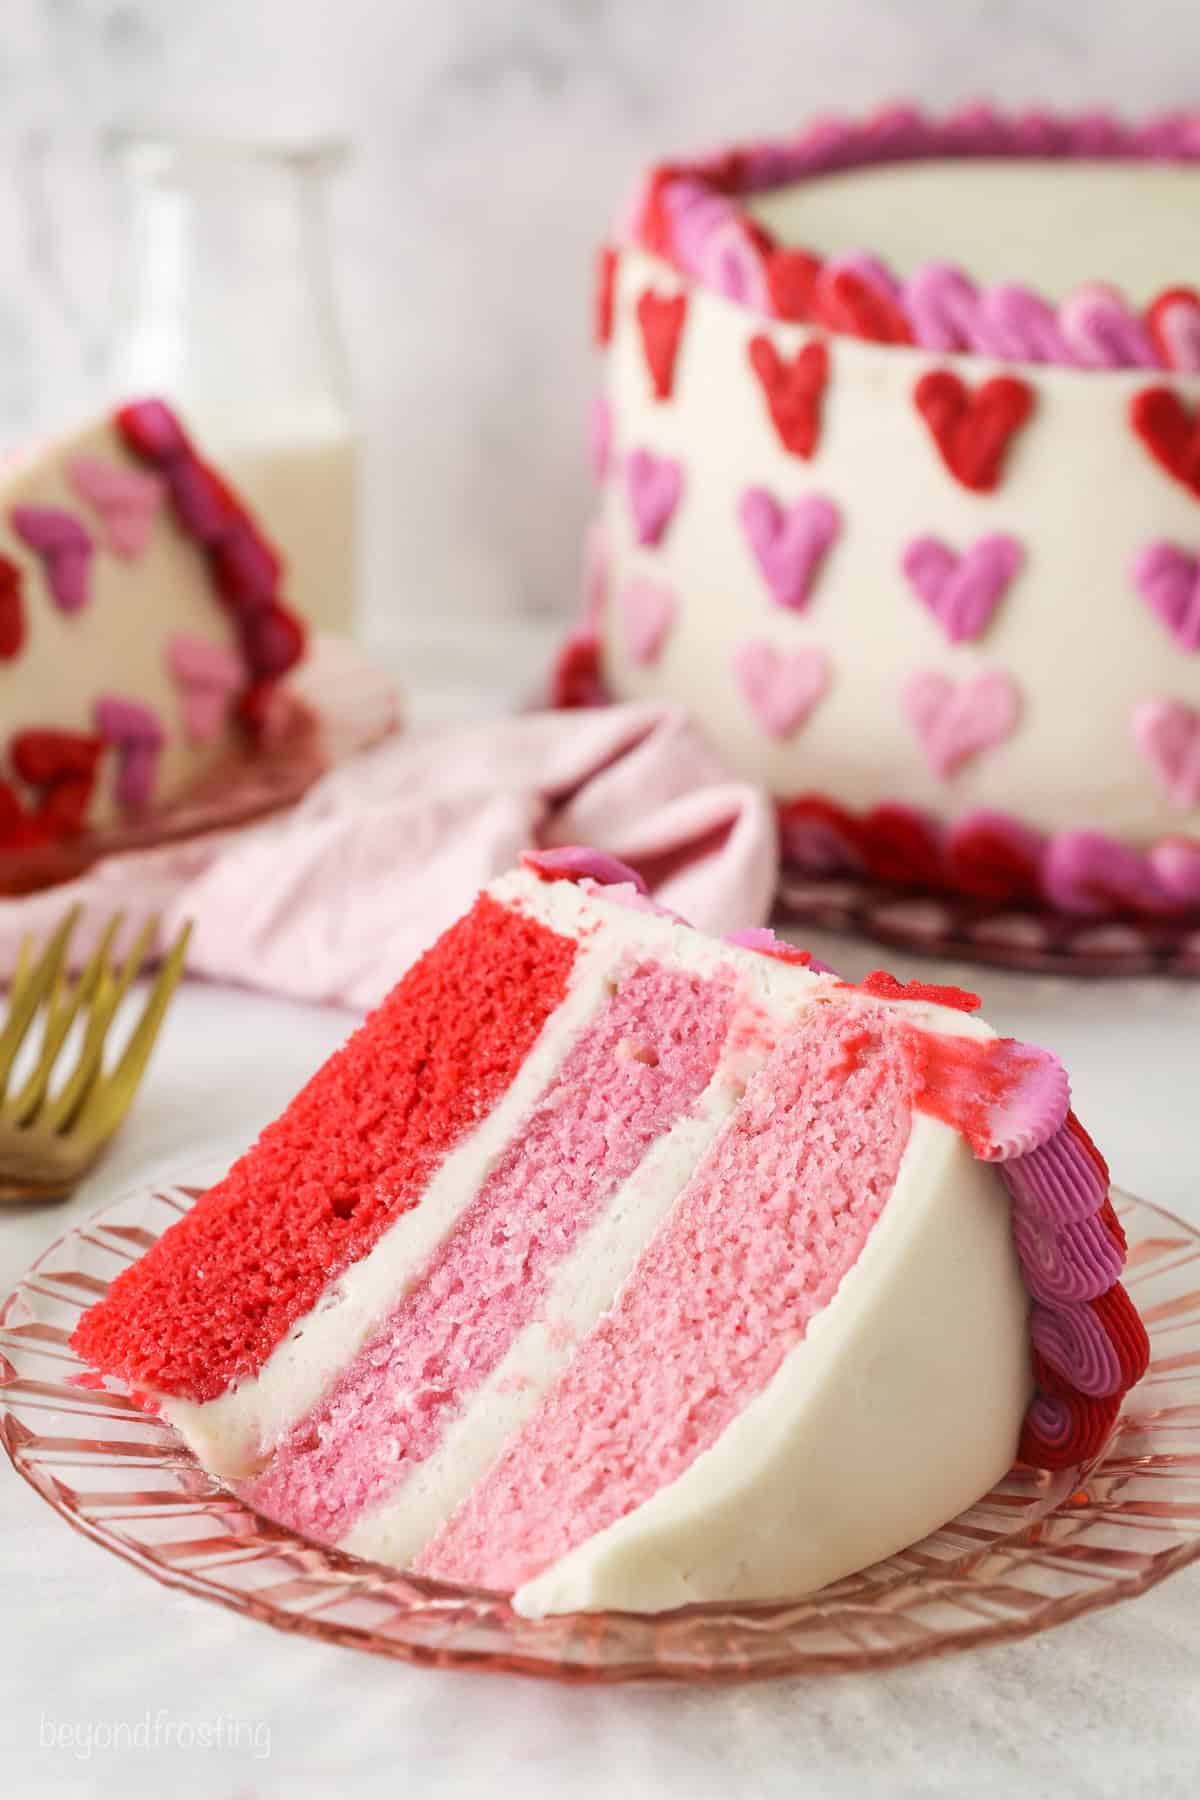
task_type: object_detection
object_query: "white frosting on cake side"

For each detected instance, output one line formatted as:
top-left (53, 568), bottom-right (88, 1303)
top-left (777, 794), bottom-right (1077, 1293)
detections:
top-left (598, 243), bottom-right (1200, 850)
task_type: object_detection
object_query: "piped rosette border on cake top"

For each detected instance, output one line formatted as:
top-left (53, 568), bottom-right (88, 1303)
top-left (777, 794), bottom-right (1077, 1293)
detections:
top-left (524, 846), bottom-right (1151, 1474)
top-left (615, 103), bottom-right (1200, 371)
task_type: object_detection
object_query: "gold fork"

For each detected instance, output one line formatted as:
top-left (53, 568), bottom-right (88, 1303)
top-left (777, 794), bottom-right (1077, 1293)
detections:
top-left (0, 909), bottom-right (191, 1203)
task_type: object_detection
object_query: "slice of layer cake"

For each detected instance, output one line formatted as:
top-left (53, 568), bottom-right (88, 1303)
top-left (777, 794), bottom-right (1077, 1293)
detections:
top-left (0, 397), bottom-right (305, 848)
top-left (72, 851), bottom-right (1148, 1616)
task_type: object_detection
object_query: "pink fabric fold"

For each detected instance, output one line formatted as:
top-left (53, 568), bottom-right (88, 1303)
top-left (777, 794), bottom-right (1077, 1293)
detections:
top-left (0, 704), bottom-right (777, 1010)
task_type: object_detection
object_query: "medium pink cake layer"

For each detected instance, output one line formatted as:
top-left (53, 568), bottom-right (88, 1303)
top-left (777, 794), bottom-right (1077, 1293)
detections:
top-left (246, 959), bottom-right (736, 1541)
top-left (417, 1001), bottom-right (916, 1593)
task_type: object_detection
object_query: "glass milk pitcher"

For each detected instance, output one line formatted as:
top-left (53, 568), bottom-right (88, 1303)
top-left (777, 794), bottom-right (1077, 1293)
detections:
top-left (107, 135), bottom-right (358, 636)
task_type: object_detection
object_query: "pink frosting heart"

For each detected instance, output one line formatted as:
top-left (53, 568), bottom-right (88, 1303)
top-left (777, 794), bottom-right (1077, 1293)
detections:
top-left (901, 532), bottom-right (1023, 644)
top-left (737, 488), bottom-right (840, 612)
top-left (734, 640), bottom-right (831, 739)
top-left (1133, 541), bottom-right (1200, 650)
top-left (167, 633), bottom-right (245, 745)
top-left (624, 448), bottom-right (683, 547)
top-left (901, 669), bottom-right (1021, 777)
top-left (619, 578), bottom-right (675, 666)
top-left (1132, 698), bottom-right (1200, 808)
top-left (10, 505), bottom-right (94, 613)
top-left (94, 694), bottom-right (166, 746)
top-left (67, 455), bottom-right (166, 559)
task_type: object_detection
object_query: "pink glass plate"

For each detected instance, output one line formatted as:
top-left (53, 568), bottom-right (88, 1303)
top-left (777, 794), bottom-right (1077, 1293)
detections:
top-left (778, 872), bottom-right (1200, 979)
top-left (0, 638), bottom-right (402, 897)
top-left (2, 1181), bottom-right (1198, 1683)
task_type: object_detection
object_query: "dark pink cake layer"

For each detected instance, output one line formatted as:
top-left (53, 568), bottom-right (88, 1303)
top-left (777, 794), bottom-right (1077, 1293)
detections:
top-left (417, 1000), bottom-right (916, 1592)
top-left (72, 896), bottom-right (577, 1401)
top-left (246, 959), bottom-right (737, 1539)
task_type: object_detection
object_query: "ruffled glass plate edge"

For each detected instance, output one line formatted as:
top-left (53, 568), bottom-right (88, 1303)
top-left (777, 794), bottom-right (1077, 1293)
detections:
top-left (777, 873), bottom-right (1200, 980)
top-left (1, 1180), bottom-right (1198, 1684)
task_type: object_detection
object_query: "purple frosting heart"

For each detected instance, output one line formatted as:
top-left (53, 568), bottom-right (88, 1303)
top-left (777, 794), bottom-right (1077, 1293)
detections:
top-left (901, 533), bottom-right (1022, 644)
top-left (11, 505), bottom-right (94, 614)
top-left (624, 449), bottom-right (684, 548)
top-left (737, 488), bottom-right (840, 612)
top-left (95, 694), bottom-right (167, 814)
top-left (1134, 540), bottom-right (1200, 650)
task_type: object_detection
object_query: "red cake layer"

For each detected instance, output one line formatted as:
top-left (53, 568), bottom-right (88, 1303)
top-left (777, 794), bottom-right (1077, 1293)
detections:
top-left (71, 896), bottom-right (577, 1402)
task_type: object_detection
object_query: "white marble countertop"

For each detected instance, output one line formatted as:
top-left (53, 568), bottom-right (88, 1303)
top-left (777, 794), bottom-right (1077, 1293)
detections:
top-left (2, 928), bottom-right (1199, 1799)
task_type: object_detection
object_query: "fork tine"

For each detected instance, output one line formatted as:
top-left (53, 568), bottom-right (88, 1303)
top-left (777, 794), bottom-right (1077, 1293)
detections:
top-left (41, 914), bottom-right (158, 1135)
top-left (0, 907), bottom-right (82, 1098)
top-left (10, 931), bottom-right (35, 996)
top-left (71, 922), bottom-right (192, 1142)
top-left (6, 914), bottom-right (125, 1127)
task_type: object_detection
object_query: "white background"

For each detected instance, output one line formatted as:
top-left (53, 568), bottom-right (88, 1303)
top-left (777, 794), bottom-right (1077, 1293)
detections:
top-left (2, 3), bottom-right (1200, 1792)
top-left (1, 0), bottom-right (1199, 679)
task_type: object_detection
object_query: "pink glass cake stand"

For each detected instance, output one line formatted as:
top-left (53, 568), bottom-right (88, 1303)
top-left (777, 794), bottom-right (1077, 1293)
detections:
top-left (2, 1177), bottom-right (1198, 1683)
top-left (0, 638), bottom-right (401, 898)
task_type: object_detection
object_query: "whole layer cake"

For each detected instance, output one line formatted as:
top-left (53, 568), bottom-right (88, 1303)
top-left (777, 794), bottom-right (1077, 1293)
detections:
top-left (0, 397), bottom-right (305, 849)
top-left (72, 851), bottom-right (1148, 1617)
top-left (560, 106), bottom-right (1200, 919)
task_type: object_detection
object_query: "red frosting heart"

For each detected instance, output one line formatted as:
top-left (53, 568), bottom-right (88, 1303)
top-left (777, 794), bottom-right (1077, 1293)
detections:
top-left (10, 729), bottom-right (106, 787)
top-left (635, 289), bottom-right (687, 401)
top-left (1130, 386), bottom-right (1200, 498)
top-left (9, 729), bottom-right (106, 838)
top-left (913, 370), bottom-right (1035, 492)
top-left (748, 336), bottom-right (829, 459)
top-left (0, 555), bottom-right (25, 660)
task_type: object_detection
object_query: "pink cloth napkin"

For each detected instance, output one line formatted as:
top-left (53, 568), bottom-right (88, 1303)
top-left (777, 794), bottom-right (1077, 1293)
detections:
top-left (0, 703), bottom-right (777, 1011)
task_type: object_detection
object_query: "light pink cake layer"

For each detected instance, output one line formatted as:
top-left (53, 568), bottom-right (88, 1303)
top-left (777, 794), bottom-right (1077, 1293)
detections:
top-left (246, 960), bottom-right (736, 1541)
top-left (417, 1001), bottom-right (916, 1592)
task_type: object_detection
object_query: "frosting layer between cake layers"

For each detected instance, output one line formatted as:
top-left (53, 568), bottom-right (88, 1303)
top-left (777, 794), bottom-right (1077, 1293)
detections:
top-left (565, 107), bottom-right (1200, 918)
top-left (71, 857), bottom-right (1148, 1615)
